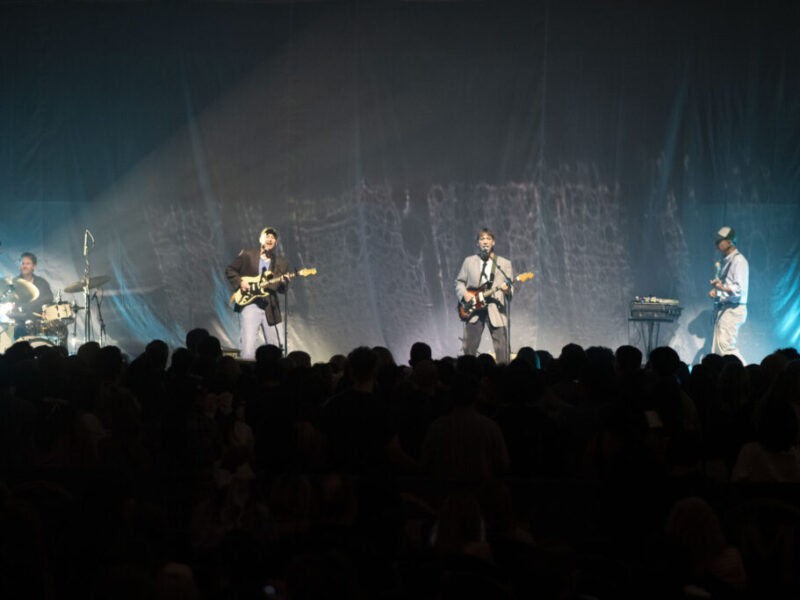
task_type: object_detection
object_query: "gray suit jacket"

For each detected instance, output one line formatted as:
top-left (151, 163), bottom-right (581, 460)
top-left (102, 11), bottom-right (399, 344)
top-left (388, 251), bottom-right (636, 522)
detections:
top-left (455, 253), bottom-right (514, 327)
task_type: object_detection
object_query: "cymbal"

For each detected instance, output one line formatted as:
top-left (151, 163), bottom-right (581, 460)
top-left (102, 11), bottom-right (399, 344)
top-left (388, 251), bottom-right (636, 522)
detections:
top-left (63, 275), bottom-right (112, 294)
top-left (0, 277), bottom-right (39, 304)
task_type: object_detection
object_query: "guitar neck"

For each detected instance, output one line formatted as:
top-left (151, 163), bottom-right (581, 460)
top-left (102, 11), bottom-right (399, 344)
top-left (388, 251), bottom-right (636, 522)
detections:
top-left (257, 271), bottom-right (294, 288)
top-left (481, 275), bottom-right (518, 296)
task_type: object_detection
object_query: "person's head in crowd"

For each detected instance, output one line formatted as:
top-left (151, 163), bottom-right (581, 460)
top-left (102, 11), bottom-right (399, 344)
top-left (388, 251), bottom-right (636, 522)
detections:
top-left (4, 340), bottom-right (35, 365)
top-left (254, 345), bottom-right (282, 383)
top-left (328, 353), bottom-right (347, 377)
top-left (477, 352), bottom-right (497, 374)
top-left (310, 362), bottom-right (336, 398)
top-left (716, 360), bottom-right (750, 409)
top-left (761, 351), bottom-right (790, 385)
top-left (255, 343), bottom-right (282, 363)
top-left (372, 345), bottom-right (396, 369)
top-left (648, 346), bottom-right (680, 378)
top-left (745, 363), bottom-right (768, 403)
top-left (515, 346), bottom-right (538, 368)
top-left (456, 354), bottom-right (481, 377)
top-left (169, 347), bottom-right (192, 376)
top-left (197, 335), bottom-right (222, 362)
top-left (144, 339), bottom-right (169, 371)
top-left (721, 354), bottom-right (743, 368)
top-left (558, 343), bottom-right (587, 381)
top-left (98, 345), bottom-right (125, 385)
top-left (536, 349), bottom-right (554, 370)
top-left (287, 350), bottom-right (311, 369)
top-left (436, 357), bottom-right (456, 389)
top-left (185, 328), bottom-right (210, 355)
top-left (411, 359), bottom-right (438, 393)
top-left (615, 345), bottom-right (643, 375)
top-left (214, 356), bottom-right (241, 390)
top-left (776, 347), bottom-right (800, 362)
top-left (585, 346), bottom-right (616, 386)
top-left (346, 346), bottom-right (377, 388)
top-left (409, 341), bottom-right (432, 367)
top-left (77, 341), bottom-right (101, 369)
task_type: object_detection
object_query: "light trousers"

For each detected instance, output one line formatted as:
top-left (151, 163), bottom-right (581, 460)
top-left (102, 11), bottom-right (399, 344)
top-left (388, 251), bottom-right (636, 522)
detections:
top-left (239, 302), bottom-right (283, 360)
top-left (712, 304), bottom-right (747, 363)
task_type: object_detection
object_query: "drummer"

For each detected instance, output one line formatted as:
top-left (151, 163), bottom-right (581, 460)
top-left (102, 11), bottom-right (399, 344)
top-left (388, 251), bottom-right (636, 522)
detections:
top-left (10, 252), bottom-right (53, 339)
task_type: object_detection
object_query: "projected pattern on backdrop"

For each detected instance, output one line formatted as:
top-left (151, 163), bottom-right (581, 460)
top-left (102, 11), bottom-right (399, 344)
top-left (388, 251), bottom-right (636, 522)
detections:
top-left (3, 3), bottom-right (799, 362)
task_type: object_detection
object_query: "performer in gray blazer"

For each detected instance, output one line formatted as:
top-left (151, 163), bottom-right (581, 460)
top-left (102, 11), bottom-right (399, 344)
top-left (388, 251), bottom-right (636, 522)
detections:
top-left (455, 227), bottom-right (514, 363)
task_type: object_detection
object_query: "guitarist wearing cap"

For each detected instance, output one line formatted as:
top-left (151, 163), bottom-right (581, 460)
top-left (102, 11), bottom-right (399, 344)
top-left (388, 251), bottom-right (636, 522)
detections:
top-left (226, 227), bottom-right (290, 359)
top-left (709, 225), bottom-right (749, 363)
top-left (455, 228), bottom-right (515, 363)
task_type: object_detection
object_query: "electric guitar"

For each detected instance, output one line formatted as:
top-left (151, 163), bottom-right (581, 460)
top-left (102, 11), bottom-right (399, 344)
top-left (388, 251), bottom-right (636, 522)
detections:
top-left (711, 261), bottom-right (722, 307)
top-left (457, 272), bottom-right (534, 321)
top-left (230, 268), bottom-right (317, 307)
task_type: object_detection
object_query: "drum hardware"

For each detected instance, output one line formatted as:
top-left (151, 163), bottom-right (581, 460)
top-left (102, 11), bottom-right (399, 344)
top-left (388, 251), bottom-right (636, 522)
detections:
top-left (62, 229), bottom-right (112, 344)
top-left (91, 291), bottom-right (108, 347)
top-left (24, 319), bottom-right (46, 336)
top-left (62, 274), bottom-right (111, 294)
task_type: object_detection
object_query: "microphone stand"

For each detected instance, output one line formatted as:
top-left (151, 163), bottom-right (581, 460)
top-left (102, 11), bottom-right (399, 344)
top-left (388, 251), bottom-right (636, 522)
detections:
top-left (493, 258), bottom-right (514, 363)
top-left (93, 291), bottom-right (107, 347)
top-left (83, 230), bottom-right (91, 343)
top-left (283, 282), bottom-right (288, 358)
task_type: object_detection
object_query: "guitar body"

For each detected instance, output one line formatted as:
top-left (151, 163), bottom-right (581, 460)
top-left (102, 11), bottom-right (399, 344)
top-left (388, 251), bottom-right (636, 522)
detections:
top-left (457, 272), bottom-right (534, 321)
top-left (230, 268), bottom-right (317, 308)
top-left (458, 286), bottom-right (489, 321)
top-left (233, 273), bottom-right (274, 307)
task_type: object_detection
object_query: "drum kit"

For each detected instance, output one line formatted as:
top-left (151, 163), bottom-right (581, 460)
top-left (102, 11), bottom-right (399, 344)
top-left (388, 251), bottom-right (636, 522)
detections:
top-left (1, 230), bottom-right (112, 354)
top-left (0, 274), bottom-right (111, 353)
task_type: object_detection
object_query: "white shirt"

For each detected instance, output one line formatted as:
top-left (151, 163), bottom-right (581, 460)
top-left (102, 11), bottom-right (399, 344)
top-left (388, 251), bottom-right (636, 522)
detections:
top-left (719, 249), bottom-right (749, 305)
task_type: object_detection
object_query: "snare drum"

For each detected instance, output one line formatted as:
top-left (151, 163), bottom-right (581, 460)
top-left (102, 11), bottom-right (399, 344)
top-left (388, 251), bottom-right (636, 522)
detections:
top-left (42, 302), bottom-right (74, 325)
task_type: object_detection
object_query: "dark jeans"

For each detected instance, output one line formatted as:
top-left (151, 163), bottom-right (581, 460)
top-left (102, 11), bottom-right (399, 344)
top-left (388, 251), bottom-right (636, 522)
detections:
top-left (461, 311), bottom-right (509, 363)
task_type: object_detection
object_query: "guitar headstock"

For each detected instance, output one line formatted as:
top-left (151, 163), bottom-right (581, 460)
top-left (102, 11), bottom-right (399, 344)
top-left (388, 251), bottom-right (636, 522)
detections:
top-left (297, 268), bottom-right (317, 277)
top-left (517, 272), bottom-right (534, 282)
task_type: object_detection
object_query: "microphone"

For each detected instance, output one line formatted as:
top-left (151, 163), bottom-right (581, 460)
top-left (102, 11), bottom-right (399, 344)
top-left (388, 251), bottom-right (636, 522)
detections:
top-left (83, 229), bottom-right (94, 256)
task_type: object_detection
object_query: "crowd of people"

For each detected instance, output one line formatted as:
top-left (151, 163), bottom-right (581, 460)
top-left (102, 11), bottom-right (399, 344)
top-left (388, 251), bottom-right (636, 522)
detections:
top-left (1, 333), bottom-right (799, 599)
